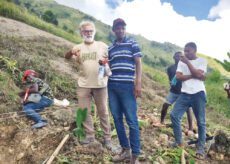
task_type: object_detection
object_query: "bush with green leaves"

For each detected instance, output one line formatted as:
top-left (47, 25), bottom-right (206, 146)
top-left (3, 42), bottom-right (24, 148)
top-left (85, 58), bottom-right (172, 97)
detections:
top-left (42, 10), bottom-right (58, 26)
top-left (206, 69), bottom-right (221, 83)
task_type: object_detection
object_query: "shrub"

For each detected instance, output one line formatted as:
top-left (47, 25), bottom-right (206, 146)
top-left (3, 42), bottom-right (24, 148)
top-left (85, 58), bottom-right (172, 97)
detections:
top-left (41, 10), bottom-right (58, 26)
top-left (206, 69), bottom-right (221, 83)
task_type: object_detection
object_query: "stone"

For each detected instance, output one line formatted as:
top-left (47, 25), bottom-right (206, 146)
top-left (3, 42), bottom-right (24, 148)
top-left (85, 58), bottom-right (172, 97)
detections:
top-left (215, 153), bottom-right (225, 161)
top-left (159, 134), bottom-right (168, 145)
top-left (8, 148), bottom-right (14, 154)
top-left (50, 109), bottom-right (75, 124)
top-left (16, 152), bottom-right (25, 160)
top-left (156, 157), bottom-right (166, 164)
top-left (153, 140), bottom-right (161, 148)
top-left (63, 121), bottom-right (68, 126)
top-left (63, 126), bottom-right (70, 131)
top-left (209, 150), bottom-right (225, 160)
top-left (153, 161), bottom-right (160, 164)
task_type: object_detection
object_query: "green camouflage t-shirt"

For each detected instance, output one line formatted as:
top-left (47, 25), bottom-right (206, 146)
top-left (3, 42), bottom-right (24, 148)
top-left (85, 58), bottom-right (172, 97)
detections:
top-left (30, 77), bottom-right (54, 100)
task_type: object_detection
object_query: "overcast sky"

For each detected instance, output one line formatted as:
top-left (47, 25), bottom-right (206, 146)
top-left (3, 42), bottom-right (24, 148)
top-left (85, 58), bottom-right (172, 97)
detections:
top-left (54, 0), bottom-right (230, 61)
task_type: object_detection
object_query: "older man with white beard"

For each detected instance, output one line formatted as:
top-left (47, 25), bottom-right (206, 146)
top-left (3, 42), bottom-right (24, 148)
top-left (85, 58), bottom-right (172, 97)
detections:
top-left (65, 21), bottom-right (111, 149)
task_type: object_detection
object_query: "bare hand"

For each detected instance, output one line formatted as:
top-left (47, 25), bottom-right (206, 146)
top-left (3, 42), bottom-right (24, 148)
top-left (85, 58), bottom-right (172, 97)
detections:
top-left (192, 73), bottom-right (206, 81)
top-left (180, 56), bottom-right (189, 64)
top-left (198, 74), bottom-right (206, 81)
top-left (98, 59), bottom-right (104, 65)
top-left (134, 83), bottom-right (141, 98)
top-left (102, 54), bottom-right (108, 59)
top-left (72, 49), bottom-right (80, 56)
top-left (18, 91), bottom-right (25, 97)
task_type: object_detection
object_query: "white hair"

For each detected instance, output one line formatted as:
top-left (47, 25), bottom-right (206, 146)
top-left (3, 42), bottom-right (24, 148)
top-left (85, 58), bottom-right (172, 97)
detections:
top-left (79, 21), bottom-right (96, 33)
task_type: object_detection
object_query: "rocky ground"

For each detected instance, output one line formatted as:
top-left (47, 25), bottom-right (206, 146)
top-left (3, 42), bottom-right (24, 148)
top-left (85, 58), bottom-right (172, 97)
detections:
top-left (1, 104), bottom-right (230, 164)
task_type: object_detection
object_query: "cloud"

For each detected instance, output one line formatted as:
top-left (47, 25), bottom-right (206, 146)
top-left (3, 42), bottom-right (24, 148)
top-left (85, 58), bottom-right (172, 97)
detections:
top-left (55, 0), bottom-right (230, 61)
top-left (208, 0), bottom-right (230, 19)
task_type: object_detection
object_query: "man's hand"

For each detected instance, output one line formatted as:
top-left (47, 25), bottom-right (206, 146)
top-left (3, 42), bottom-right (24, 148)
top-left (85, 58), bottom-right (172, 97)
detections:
top-left (134, 83), bottom-right (141, 98)
top-left (193, 74), bottom-right (206, 81)
top-left (18, 91), bottom-right (25, 97)
top-left (180, 56), bottom-right (189, 64)
top-left (72, 49), bottom-right (80, 56)
top-left (72, 49), bottom-right (81, 63)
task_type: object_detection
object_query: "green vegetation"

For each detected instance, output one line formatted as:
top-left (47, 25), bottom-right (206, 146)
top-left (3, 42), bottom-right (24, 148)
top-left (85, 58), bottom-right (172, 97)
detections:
top-left (41, 10), bottom-right (58, 25)
top-left (150, 148), bottom-right (195, 164)
top-left (216, 52), bottom-right (230, 72)
top-left (205, 78), bottom-right (230, 117)
top-left (73, 108), bottom-right (88, 140)
top-left (0, 0), bottom-right (81, 43)
top-left (0, 34), bottom-right (77, 112)
top-left (56, 156), bottom-right (70, 164)
top-left (142, 64), bottom-right (169, 85)
top-left (198, 53), bottom-right (230, 77)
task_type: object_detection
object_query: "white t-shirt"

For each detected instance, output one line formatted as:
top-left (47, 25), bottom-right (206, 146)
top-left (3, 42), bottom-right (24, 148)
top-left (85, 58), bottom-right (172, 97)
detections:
top-left (176, 57), bottom-right (207, 94)
top-left (72, 41), bottom-right (108, 88)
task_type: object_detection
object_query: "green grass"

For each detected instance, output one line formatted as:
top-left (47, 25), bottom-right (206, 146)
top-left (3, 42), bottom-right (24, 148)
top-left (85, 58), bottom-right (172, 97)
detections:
top-left (0, 0), bottom-right (81, 43)
top-left (0, 34), bottom-right (77, 113)
top-left (142, 63), bottom-right (169, 86)
top-left (205, 80), bottom-right (230, 117)
top-left (198, 53), bottom-right (230, 78)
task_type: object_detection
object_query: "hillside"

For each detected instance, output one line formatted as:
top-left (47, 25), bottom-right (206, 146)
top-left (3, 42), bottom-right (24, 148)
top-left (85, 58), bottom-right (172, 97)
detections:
top-left (1, 0), bottom-right (230, 163)
top-left (1, 16), bottom-right (230, 164)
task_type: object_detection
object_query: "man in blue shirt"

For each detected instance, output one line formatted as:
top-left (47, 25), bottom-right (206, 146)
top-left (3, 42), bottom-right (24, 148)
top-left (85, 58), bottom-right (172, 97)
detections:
top-left (108, 18), bottom-right (142, 163)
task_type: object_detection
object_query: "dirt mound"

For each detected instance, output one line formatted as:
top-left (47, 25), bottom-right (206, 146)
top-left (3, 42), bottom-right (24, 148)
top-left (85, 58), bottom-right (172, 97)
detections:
top-left (0, 107), bottom-right (75, 164)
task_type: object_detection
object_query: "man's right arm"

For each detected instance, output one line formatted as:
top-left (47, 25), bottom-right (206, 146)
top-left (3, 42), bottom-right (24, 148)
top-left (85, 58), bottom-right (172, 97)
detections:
top-left (176, 62), bottom-right (192, 81)
top-left (65, 50), bottom-right (73, 59)
top-left (176, 72), bottom-right (192, 81)
top-left (65, 48), bottom-right (81, 63)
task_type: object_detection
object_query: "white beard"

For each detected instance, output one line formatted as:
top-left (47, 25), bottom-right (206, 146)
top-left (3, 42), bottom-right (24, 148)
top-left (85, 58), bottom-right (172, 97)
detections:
top-left (82, 34), bottom-right (95, 43)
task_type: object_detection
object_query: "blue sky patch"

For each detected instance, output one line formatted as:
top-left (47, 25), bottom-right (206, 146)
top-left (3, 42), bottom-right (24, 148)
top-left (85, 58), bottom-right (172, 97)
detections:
top-left (161, 0), bottom-right (219, 21)
top-left (106, 0), bottom-right (134, 9)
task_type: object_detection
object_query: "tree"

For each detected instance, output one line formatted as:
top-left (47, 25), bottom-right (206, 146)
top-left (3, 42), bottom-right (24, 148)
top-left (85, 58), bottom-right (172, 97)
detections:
top-left (62, 25), bottom-right (68, 31)
top-left (41, 10), bottom-right (58, 26)
top-left (217, 52), bottom-right (230, 72)
top-left (222, 52), bottom-right (230, 71)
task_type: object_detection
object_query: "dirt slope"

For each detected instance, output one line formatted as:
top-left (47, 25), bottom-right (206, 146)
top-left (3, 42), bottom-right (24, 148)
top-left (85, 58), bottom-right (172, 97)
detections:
top-left (1, 16), bottom-right (230, 164)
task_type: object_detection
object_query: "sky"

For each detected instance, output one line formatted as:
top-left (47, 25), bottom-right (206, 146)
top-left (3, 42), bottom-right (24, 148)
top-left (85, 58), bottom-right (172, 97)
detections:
top-left (54, 0), bottom-right (230, 61)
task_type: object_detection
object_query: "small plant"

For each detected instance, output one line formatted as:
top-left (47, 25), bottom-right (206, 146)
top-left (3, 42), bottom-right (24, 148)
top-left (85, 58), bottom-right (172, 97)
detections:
top-left (0, 55), bottom-right (19, 74)
top-left (111, 129), bottom-right (117, 137)
top-left (153, 147), bottom-right (195, 164)
top-left (96, 127), bottom-right (103, 137)
top-left (56, 156), bottom-right (70, 164)
top-left (73, 108), bottom-right (88, 140)
top-left (138, 120), bottom-right (147, 128)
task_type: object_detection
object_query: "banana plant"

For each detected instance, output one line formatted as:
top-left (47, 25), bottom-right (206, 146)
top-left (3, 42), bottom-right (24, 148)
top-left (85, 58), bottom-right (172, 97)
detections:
top-left (73, 107), bottom-right (88, 140)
